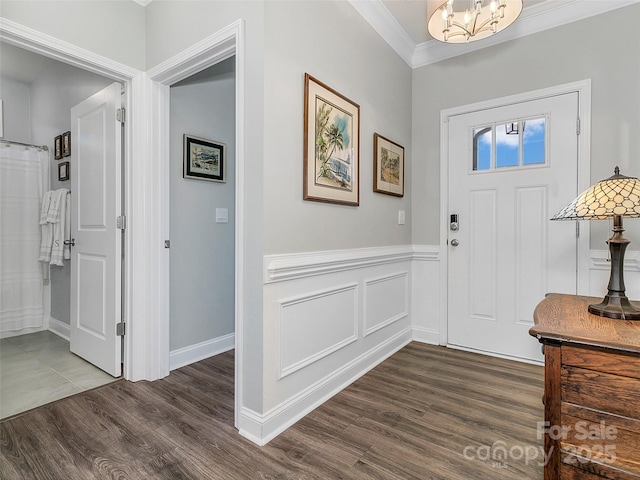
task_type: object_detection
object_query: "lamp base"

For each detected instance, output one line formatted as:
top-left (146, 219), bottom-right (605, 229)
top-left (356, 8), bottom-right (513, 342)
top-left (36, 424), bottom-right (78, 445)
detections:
top-left (589, 295), bottom-right (640, 320)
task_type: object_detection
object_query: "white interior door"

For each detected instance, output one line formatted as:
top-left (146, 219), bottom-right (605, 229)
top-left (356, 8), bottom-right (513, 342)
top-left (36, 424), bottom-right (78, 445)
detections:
top-left (70, 82), bottom-right (122, 376)
top-left (447, 92), bottom-right (579, 362)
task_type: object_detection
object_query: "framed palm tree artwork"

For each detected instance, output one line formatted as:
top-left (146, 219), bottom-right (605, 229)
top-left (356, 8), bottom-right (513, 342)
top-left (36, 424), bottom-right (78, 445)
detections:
top-left (303, 73), bottom-right (360, 206)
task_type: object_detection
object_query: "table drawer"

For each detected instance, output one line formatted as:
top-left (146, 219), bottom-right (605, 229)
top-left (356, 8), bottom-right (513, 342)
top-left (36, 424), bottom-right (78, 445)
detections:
top-left (562, 365), bottom-right (640, 419)
top-left (561, 462), bottom-right (640, 479)
top-left (563, 345), bottom-right (640, 379)
top-left (559, 411), bottom-right (640, 476)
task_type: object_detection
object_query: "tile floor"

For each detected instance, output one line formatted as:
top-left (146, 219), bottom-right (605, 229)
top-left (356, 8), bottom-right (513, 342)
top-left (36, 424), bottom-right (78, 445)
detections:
top-left (0, 330), bottom-right (118, 419)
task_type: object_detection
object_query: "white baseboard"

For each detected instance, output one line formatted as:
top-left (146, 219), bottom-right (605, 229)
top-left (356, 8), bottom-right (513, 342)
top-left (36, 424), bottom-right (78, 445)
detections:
top-left (238, 327), bottom-right (412, 445)
top-left (169, 333), bottom-right (235, 371)
top-left (412, 326), bottom-right (440, 345)
top-left (48, 316), bottom-right (70, 341)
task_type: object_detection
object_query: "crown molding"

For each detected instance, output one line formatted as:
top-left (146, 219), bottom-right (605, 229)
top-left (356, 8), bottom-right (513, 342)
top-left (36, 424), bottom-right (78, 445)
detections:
top-left (351, 0), bottom-right (640, 70)
top-left (348, 0), bottom-right (416, 67)
top-left (131, 0), bottom-right (155, 6)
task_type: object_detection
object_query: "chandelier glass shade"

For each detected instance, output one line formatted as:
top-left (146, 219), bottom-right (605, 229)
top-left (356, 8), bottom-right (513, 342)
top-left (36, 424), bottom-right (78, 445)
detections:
top-left (428, 0), bottom-right (523, 43)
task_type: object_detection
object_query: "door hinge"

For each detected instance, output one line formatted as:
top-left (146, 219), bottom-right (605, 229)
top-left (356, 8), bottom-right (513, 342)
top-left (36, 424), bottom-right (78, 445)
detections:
top-left (116, 322), bottom-right (125, 336)
top-left (117, 215), bottom-right (126, 230)
top-left (576, 221), bottom-right (580, 238)
top-left (576, 116), bottom-right (580, 135)
top-left (117, 108), bottom-right (126, 124)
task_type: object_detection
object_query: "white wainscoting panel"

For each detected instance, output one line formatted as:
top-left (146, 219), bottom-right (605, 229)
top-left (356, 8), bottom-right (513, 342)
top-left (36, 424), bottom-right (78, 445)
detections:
top-left (364, 272), bottom-right (408, 337)
top-left (279, 284), bottom-right (358, 379)
top-left (411, 245), bottom-right (441, 344)
top-left (253, 245), bottom-right (429, 445)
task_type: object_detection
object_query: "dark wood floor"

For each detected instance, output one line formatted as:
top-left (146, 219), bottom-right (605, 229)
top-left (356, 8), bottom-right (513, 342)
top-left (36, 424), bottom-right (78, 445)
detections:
top-left (1, 342), bottom-right (544, 479)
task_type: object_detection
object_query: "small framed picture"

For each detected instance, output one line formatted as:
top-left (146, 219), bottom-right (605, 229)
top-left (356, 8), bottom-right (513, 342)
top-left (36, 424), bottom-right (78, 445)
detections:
top-left (373, 133), bottom-right (404, 197)
top-left (54, 135), bottom-right (63, 160)
top-left (183, 134), bottom-right (226, 182)
top-left (58, 161), bottom-right (69, 181)
top-left (62, 131), bottom-right (71, 157)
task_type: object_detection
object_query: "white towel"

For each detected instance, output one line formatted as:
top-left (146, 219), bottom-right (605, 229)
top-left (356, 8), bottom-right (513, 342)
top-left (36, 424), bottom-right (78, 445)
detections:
top-left (46, 188), bottom-right (65, 224)
top-left (39, 188), bottom-right (70, 266)
top-left (50, 188), bottom-right (69, 266)
top-left (39, 190), bottom-right (54, 262)
top-left (39, 191), bottom-right (52, 225)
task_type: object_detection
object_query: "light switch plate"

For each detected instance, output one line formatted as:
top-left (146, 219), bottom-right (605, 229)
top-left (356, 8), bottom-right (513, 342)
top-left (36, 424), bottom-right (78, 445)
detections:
top-left (216, 208), bottom-right (229, 223)
top-left (398, 210), bottom-right (405, 225)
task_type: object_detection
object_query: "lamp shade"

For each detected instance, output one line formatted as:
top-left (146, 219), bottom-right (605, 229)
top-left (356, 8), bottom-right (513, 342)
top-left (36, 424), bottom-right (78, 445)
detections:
top-left (552, 167), bottom-right (640, 220)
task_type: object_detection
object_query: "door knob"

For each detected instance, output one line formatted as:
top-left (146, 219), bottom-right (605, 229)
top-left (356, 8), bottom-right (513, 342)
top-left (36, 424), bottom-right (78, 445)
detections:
top-left (450, 239), bottom-right (459, 247)
top-left (64, 238), bottom-right (76, 246)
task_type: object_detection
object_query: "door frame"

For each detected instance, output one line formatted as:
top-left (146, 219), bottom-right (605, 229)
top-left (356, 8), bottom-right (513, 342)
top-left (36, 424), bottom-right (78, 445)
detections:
top-left (0, 17), bottom-right (140, 376)
top-left (146, 20), bottom-right (245, 428)
top-left (438, 80), bottom-right (592, 347)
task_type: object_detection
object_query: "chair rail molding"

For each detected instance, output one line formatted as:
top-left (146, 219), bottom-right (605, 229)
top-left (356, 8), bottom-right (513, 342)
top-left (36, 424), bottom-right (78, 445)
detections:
top-left (264, 244), bottom-right (435, 283)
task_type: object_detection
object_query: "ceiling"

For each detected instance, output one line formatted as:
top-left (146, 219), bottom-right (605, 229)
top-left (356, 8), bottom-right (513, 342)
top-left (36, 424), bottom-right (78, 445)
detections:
top-left (2, 0), bottom-right (638, 83)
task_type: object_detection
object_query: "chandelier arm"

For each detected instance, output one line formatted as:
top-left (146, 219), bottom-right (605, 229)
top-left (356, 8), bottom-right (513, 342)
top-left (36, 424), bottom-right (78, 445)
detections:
top-left (473, 16), bottom-right (498, 35)
top-left (448, 20), bottom-right (473, 37)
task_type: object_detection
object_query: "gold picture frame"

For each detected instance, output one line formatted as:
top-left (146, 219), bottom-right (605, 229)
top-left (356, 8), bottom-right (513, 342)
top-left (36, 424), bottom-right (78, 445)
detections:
top-left (373, 133), bottom-right (404, 197)
top-left (303, 73), bottom-right (360, 206)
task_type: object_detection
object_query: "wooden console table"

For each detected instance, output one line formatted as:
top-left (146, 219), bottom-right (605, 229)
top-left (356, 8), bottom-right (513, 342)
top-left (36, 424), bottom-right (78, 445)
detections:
top-left (530, 293), bottom-right (640, 479)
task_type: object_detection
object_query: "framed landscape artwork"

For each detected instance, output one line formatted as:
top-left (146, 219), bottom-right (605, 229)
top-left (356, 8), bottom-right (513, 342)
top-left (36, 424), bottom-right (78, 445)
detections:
top-left (62, 131), bottom-right (71, 157)
top-left (54, 135), bottom-right (62, 160)
top-left (373, 133), bottom-right (404, 197)
top-left (304, 73), bottom-right (360, 206)
top-left (58, 161), bottom-right (69, 181)
top-left (183, 134), bottom-right (226, 182)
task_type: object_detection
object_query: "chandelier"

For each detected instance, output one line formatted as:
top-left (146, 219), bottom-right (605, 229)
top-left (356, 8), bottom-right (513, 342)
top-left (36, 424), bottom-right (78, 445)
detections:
top-left (427, 0), bottom-right (523, 43)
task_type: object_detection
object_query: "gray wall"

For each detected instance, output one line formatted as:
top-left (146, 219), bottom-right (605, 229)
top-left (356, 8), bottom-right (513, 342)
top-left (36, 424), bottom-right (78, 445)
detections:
top-left (262, 1), bottom-right (413, 254)
top-left (411, 3), bottom-right (640, 247)
top-left (0, 76), bottom-right (30, 143)
top-left (169, 58), bottom-right (236, 351)
top-left (0, 1), bottom-right (145, 70)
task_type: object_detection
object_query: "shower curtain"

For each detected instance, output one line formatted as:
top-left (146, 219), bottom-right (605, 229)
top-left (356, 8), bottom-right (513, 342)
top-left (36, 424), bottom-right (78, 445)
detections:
top-left (0, 144), bottom-right (49, 333)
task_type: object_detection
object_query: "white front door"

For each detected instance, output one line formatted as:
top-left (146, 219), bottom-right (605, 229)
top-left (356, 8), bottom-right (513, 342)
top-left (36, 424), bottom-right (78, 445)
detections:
top-left (447, 92), bottom-right (579, 362)
top-left (69, 83), bottom-right (123, 376)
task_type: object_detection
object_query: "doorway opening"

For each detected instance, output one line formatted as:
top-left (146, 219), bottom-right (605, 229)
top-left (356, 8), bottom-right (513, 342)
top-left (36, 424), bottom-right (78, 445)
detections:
top-left (148, 20), bottom-right (245, 428)
top-left (168, 57), bottom-right (236, 369)
top-left (0, 42), bottom-right (124, 418)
